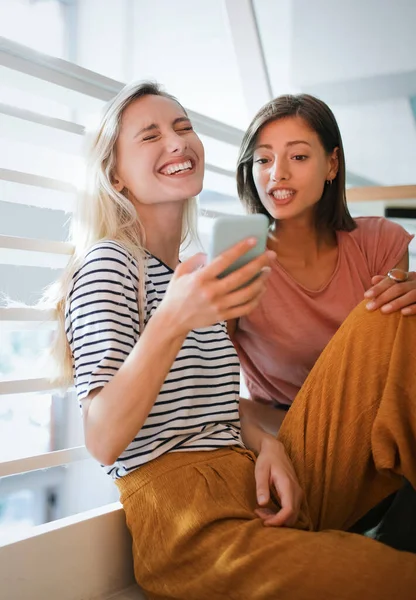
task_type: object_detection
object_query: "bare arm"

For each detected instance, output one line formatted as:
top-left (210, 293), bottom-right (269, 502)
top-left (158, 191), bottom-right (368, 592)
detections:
top-left (81, 241), bottom-right (274, 465)
top-left (82, 309), bottom-right (186, 465)
top-left (227, 318), bottom-right (238, 338)
top-left (394, 250), bottom-right (409, 271)
top-left (239, 396), bottom-right (287, 449)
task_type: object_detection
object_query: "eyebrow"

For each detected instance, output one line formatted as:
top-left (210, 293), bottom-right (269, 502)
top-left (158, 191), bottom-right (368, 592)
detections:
top-left (134, 117), bottom-right (191, 139)
top-left (254, 140), bottom-right (312, 151)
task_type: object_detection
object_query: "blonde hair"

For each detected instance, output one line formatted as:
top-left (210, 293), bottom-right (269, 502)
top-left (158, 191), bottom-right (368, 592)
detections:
top-left (45, 81), bottom-right (198, 386)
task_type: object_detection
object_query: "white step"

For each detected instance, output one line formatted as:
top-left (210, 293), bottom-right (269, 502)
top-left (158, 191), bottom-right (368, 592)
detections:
top-left (107, 585), bottom-right (146, 600)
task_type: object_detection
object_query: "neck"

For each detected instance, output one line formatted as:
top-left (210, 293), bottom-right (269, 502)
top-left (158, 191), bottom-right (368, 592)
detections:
top-left (135, 200), bottom-right (185, 269)
top-left (269, 214), bottom-right (336, 263)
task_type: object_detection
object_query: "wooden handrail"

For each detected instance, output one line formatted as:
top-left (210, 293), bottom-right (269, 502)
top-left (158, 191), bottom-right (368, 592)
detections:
top-left (347, 185), bottom-right (416, 202)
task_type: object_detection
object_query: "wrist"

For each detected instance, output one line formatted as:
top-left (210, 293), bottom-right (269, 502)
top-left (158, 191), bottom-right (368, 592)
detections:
top-left (150, 303), bottom-right (189, 343)
top-left (260, 434), bottom-right (283, 455)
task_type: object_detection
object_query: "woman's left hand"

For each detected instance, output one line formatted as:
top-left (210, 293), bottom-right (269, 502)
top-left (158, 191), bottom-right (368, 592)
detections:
top-left (254, 437), bottom-right (303, 527)
top-left (364, 271), bottom-right (416, 316)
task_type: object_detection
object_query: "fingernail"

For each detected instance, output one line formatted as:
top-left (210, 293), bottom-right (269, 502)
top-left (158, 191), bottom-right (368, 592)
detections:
top-left (364, 290), bottom-right (374, 298)
top-left (267, 250), bottom-right (276, 258)
top-left (366, 301), bottom-right (376, 310)
top-left (247, 237), bottom-right (257, 246)
top-left (261, 266), bottom-right (271, 274)
top-left (402, 307), bottom-right (412, 315)
top-left (381, 304), bottom-right (393, 313)
top-left (258, 495), bottom-right (266, 504)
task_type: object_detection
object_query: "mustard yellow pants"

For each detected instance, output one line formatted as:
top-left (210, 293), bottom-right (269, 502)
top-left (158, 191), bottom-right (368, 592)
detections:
top-left (117, 302), bottom-right (416, 600)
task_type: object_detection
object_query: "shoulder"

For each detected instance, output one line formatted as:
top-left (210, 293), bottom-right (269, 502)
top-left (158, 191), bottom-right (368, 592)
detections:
top-left (83, 240), bottom-right (136, 270)
top-left (351, 216), bottom-right (405, 236)
top-left (347, 217), bottom-right (413, 275)
top-left (68, 241), bottom-right (140, 306)
top-left (74, 240), bottom-right (138, 282)
top-left (349, 216), bottom-right (413, 248)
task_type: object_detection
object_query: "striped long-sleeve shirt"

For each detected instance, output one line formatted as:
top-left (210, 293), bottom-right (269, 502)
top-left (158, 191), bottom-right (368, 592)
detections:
top-left (65, 241), bottom-right (243, 478)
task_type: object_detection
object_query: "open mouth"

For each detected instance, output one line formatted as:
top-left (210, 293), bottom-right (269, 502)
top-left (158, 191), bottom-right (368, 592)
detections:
top-left (159, 159), bottom-right (195, 176)
top-left (269, 188), bottom-right (296, 204)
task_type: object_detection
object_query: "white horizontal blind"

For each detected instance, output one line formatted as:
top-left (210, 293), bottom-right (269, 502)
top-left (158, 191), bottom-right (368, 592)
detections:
top-left (0, 447), bottom-right (90, 478)
top-left (0, 35), bottom-right (247, 479)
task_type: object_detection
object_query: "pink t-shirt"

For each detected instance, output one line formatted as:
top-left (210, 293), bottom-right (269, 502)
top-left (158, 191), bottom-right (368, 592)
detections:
top-left (233, 217), bottom-right (413, 407)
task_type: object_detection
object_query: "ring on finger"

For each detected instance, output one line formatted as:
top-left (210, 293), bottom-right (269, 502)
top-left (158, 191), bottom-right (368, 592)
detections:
top-left (387, 268), bottom-right (409, 283)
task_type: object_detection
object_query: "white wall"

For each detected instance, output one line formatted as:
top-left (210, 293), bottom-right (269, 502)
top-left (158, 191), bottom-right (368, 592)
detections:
top-left (291, 0), bottom-right (416, 86)
top-left (254, 0), bottom-right (416, 188)
top-left (333, 97), bottom-right (416, 186)
top-left (75, 0), bottom-right (249, 127)
top-left (77, 0), bottom-right (130, 81)
top-left (253, 0), bottom-right (296, 97)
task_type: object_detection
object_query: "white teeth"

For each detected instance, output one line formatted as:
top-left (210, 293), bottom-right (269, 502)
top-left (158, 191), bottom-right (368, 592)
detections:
top-left (163, 160), bottom-right (192, 175)
top-left (272, 189), bottom-right (294, 200)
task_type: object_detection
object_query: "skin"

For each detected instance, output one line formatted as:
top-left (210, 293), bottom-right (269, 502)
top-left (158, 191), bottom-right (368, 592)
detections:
top-left (364, 253), bottom-right (416, 316)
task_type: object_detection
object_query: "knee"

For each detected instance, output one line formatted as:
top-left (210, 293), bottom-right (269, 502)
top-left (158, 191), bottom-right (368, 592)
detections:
top-left (345, 299), bottom-right (403, 331)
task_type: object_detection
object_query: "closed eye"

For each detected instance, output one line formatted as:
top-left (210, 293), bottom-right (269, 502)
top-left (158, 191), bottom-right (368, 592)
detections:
top-left (176, 126), bottom-right (194, 133)
top-left (144, 127), bottom-right (193, 141)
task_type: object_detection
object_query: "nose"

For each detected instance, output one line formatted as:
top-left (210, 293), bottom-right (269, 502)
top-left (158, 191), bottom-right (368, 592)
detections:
top-left (165, 130), bottom-right (188, 154)
top-left (270, 157), bottom-right (289, 182)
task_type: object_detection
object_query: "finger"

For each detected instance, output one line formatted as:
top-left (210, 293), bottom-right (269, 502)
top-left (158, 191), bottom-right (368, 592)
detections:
top-left (365, 272), bottom-right (416, 299)
top-left (221, 291), bottom-right (266, 321)
top-left (402, 303), bottom-right (416, 316)
top-left (255, 507), bottom-right (275, 520)
top-left (379, 291), bottom-right (416, 314)
top-left (174, 253), bottom-right (207, 276)
top-left (219, 270), bottom-right (270, 311)
top-left (255, 459), bottom-right (271, 506)
top-left (262, 504), bottom-right (295, 527)
top-left (366, 284), bottom-right (416, 311)
top-left (217, 251), bottom-right (274, 294)
top-left (364, 277), bottom-right (395, 300)
top-left (369, 275), bottom-right (385, 287)
top-left (204, 238), bottom-right (265, 279)
top-left (268, 477), bottom-right (297, 527)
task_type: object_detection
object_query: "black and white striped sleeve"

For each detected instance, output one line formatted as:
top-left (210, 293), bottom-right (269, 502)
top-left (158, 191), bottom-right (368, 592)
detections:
top-left (65, 242), bottom-right (140, 402)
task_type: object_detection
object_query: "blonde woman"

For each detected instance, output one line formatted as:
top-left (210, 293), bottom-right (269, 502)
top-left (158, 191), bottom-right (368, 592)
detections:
top-left (51, 82), bottom-right (416, 600)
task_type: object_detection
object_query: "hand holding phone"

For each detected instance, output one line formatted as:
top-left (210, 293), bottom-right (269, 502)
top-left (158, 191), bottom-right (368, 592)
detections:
top-left (165, 225), bottom-right (273, 332)
top-left (207, 214), bottom-right (269, 279)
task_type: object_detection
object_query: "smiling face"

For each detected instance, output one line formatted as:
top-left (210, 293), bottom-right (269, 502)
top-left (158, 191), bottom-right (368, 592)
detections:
top-left (252, 116), bottom-right (338, 223)
top-left (113, 94), bottom-right (205, 206)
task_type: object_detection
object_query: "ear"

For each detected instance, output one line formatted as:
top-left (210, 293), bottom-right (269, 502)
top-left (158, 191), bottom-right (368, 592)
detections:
top-left (112, 171), bottom-right (126, 193)
top-left (327, 147), bottom-right (339, 182)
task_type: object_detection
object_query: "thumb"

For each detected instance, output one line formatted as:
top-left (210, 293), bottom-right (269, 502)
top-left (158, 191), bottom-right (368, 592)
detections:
top-left (174, 253), bottom-right (207, 277)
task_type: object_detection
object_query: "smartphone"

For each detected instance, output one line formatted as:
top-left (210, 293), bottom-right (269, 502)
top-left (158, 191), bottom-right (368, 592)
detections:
top-left (207, 214), bottom-right (269, 279)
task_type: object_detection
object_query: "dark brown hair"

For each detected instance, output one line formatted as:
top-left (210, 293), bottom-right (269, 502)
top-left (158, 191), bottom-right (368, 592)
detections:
top-left (236, 94), bottom-right (356, 232)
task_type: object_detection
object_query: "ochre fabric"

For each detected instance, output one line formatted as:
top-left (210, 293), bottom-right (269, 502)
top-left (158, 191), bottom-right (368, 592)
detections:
top-left (117, 302), bottom-right (416, 600)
